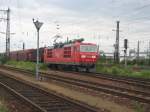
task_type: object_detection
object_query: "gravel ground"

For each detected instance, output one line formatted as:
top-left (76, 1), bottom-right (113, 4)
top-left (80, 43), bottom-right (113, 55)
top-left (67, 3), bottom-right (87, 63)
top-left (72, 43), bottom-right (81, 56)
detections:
top-left (0, 86), bottom-right (39, 112)
top-left (0, 68), bottom-right (146, 112)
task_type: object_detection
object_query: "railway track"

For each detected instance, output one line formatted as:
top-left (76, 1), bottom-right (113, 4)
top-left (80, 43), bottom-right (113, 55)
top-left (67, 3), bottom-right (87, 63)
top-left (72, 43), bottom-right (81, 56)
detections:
top-left (2, 65), bottom-right (150, 87)
top-left (0, 71), bottom-right (98, 112)
top-left (0, 83), bottom-right (40, 112)
top-left (92, 72), bottom-right (150, 87)
top-left (41, 72), bottom-right (150, 104)
top-left (0, 65), bottom-right (150, 104)
top-left (48, 69), bottom-right (150, 89)
top-left (83, 73), bottom-right (149, 89)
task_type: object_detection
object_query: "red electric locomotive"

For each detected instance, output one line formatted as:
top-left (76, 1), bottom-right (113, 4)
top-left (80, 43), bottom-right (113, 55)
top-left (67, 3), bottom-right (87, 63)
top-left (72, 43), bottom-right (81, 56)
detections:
top-left (44, 39), bottom-right (99, 72)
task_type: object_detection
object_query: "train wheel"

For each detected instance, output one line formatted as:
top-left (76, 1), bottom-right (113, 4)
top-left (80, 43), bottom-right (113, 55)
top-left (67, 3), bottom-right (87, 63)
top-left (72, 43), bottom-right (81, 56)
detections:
top-left (90, 67), bottom-right (96, 72)
top-left (48, 64), bottom-right (52, 68)
top-left (75, 67), bottom-right (79, 72)
top-left (64, 65), bottom-right (71, 71)
top-left (54, 65), bottom-right (58, 70)
top-left (50, 64), bottom-right (57, 70)
top-left (58, 65), bottom-right (63, 70)
top-left (86, 68), bottom-right (89, 72)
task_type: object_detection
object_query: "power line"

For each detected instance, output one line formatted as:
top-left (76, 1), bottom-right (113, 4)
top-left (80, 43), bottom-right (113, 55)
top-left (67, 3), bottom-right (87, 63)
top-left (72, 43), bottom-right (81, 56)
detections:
top-left (134, 3), bottom-right (150, 10)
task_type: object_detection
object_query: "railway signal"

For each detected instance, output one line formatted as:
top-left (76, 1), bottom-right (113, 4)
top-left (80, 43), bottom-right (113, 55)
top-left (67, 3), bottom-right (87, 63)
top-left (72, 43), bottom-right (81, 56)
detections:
top-left (124, 39), bottom-right (128, 49)
top-left (33, 19), bottom-right (43, 80)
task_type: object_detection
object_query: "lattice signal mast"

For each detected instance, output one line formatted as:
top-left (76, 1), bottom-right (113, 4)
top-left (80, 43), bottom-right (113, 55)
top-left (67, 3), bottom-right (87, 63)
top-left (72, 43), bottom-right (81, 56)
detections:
top-left (0, 8), bottom-right (10, 57)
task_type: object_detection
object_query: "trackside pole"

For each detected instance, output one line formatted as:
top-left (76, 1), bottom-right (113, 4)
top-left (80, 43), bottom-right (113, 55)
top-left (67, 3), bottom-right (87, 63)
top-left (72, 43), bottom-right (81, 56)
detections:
top-left (33, 19), bottom-right (43, 80)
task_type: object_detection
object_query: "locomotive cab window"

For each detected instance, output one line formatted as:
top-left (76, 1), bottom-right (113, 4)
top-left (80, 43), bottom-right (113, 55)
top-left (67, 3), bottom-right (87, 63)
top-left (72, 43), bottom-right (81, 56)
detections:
top-left (80, 45), bottom-right (97, 52)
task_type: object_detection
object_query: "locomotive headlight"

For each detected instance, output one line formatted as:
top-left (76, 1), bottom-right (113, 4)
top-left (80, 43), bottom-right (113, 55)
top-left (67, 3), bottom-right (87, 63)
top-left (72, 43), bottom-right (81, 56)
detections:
top-left (92, 56), bottom-right (96, 58)
top-left (81, 55), bottom-right (86, 58)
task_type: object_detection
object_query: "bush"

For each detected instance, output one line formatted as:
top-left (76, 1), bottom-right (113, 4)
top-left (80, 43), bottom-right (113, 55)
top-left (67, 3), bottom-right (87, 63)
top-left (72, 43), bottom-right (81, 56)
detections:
top-left (0, 105), bottom-right (8, 112)
top-left (123, 68), bottom-right (132, 75)
top-left (102, 67), bottom-right (109, 73)
top-left (134, 102), bottom-right (145, 112)
top-left (111, 67), bottom-right (120, 75)
top-left (140, 71), bottom-right (150, 79)
top-left (5, 60), bottom-right (48, 72)
top-left (0, 98), bottom-right (8, 112)
top-left (126, 59), bottom-right (136, 65)
top-left (39, 63), bottom-right (48, 70)
top-left (0, 56), bottom-right (7, 65)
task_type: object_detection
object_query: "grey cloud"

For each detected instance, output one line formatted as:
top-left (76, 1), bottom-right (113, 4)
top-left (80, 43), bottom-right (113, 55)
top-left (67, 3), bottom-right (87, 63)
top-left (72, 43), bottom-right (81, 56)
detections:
top-left (0, 0), bottom-right (150, 52)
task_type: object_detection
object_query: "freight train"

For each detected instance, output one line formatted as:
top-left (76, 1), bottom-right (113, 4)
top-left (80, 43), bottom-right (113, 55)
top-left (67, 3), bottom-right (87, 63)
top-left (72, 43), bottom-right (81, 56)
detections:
top-left (9, 39), bottom-right (99, 72)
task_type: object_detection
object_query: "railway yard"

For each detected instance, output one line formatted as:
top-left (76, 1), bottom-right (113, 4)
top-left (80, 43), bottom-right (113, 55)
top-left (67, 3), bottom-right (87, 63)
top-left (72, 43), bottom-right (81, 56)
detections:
top-left (1, 1), bottom-right (150, 112)
top-left (0, 65), bottom-right (149, 112)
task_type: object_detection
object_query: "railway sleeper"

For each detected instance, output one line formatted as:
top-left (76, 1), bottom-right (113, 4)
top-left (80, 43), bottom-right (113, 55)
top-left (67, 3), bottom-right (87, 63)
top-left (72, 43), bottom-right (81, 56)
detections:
top-left (45, 106), bottom-right (72, 111)
top-left (37, 102), bottom-right (68, 105)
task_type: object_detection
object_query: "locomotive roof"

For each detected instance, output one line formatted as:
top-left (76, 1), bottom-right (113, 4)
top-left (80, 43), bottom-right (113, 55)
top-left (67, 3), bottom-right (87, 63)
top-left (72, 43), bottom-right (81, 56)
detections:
top-left (47, 42), bottom-right (97, 49)
top-left (47, 38), bottom-right (96, 49)
top-left (77, 42), bottom-right (97, 45)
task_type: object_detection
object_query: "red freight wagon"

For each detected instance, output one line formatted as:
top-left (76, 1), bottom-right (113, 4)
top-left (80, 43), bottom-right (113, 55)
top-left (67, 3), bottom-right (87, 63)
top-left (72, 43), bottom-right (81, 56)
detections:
top-left (10, 49), bottom-right (34, 61)
top-left (44, 39), bottom-right (99, 72)
top-left (27, 48), bottom-right (44, 62)
top-left (26, 49), bottom-right (36, 61)
top-left (10, 50), bottom-right (28, 61)
top-left (9, 48), bottom-right (44, 62)
top-left (10, 51), bottom-right (18, 60)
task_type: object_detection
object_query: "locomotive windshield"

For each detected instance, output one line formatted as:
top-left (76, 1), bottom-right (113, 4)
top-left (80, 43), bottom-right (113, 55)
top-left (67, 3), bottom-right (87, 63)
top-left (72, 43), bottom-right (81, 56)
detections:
top-left (80, 45), bottom-right (97, 52)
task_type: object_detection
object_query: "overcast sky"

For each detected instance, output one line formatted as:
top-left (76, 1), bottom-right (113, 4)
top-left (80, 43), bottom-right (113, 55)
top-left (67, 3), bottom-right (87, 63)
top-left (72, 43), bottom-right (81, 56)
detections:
top-left (0, 0), bottom-right (150, 54)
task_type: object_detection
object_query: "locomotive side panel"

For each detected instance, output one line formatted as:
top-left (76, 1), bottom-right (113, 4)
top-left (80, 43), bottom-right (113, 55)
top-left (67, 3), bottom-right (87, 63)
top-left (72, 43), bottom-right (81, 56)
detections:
top-left (44, 46), bottom-right (77, 65)
top-left (44, 48), bottom-right (64, 64)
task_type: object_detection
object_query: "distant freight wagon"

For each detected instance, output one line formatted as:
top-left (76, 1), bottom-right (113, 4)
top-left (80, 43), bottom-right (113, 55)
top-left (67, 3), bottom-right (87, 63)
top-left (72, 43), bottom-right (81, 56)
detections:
top-left (9, 48), bottom-right (44, 62)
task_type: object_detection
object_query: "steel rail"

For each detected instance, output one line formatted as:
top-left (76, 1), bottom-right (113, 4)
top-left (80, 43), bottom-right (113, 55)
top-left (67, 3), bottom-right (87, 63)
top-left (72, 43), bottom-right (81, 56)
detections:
top-left (0, 80), bottom-right (46, 112)
top-left (41, 73), bottom-right (150, 104)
